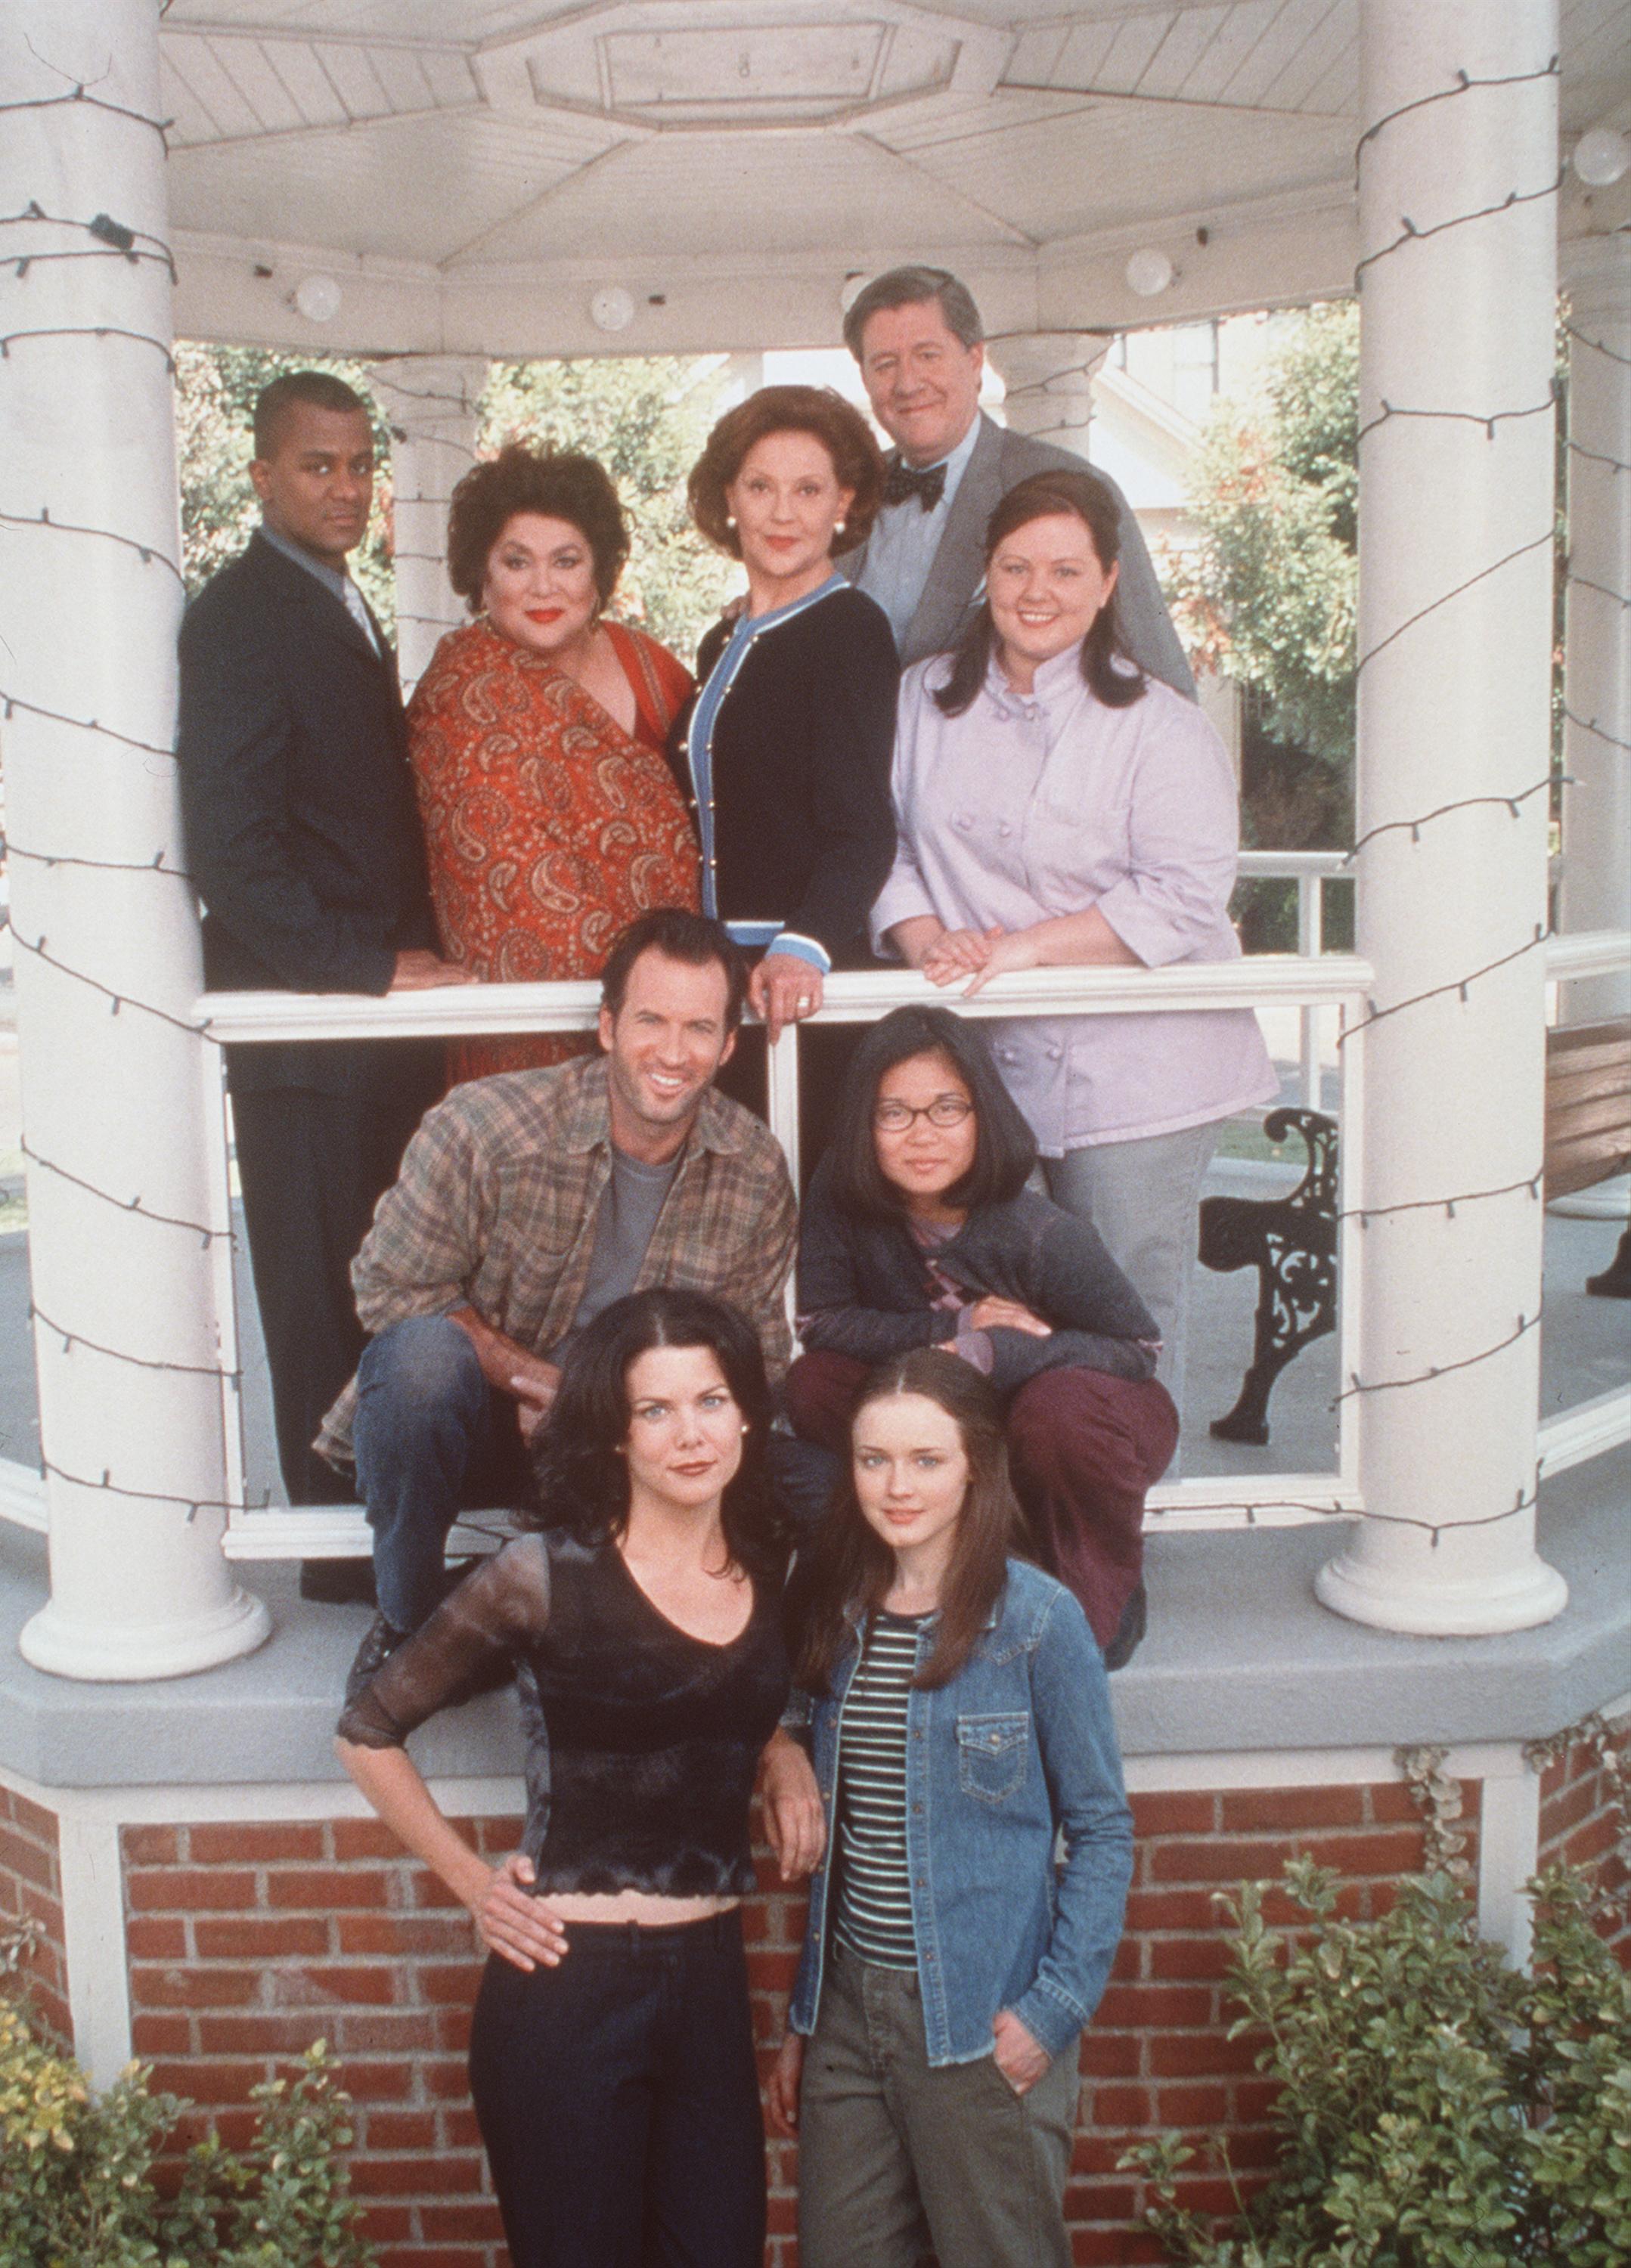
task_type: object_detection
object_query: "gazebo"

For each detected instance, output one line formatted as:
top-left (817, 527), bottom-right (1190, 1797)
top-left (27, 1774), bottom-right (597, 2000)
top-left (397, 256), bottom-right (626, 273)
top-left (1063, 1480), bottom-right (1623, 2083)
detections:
top-left (2, 3), bottom-right (1628, 2260)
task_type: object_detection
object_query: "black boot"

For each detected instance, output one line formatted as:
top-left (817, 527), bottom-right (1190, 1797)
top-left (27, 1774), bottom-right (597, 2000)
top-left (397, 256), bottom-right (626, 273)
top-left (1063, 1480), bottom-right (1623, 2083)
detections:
top-left (300, 1557), bottom-right (378, 1606)
top-left (1586, 1225), bottom-right (1631, 1298)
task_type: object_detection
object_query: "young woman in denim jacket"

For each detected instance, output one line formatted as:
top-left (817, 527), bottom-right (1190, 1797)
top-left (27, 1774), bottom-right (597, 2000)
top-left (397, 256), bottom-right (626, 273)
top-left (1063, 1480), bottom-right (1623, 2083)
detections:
top-left (768, 1348), bottom-right (1133, 2268)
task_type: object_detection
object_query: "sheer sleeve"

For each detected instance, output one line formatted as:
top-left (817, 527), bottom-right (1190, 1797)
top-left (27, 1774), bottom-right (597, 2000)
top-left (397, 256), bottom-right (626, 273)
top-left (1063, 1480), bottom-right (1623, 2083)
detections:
top-left (336, 1537), bottom-right (550, 1749)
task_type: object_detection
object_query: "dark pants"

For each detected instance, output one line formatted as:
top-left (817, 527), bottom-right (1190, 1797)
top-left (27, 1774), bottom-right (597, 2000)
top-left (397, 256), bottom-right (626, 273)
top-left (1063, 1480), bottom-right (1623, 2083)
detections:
top-left (467, 1912), bottom-right (766, 2268)
top-left (351, 1315), bottom-right (530, 1634)
top-left (785, 1351), bottom-right (1177, 1653)
top-left (229, 1047), bottom-right (440, 1506)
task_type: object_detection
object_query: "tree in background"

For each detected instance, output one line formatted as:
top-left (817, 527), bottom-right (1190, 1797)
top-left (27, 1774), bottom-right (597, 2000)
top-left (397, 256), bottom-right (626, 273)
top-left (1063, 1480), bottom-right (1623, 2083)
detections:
top-left (481, 357), bottom-right (735, 660)
top-left (1164, 304), bottom-right (1357, 904)
top-left (175, 346), bottom-right (736, 665)
top-left (174, 342), bottom-right (399, 627)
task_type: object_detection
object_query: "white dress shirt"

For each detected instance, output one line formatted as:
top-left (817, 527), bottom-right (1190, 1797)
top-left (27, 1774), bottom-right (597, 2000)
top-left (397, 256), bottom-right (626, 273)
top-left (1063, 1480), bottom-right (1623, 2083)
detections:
top-left (872, 646), bottom-right (1278, 1151)
top-left (855, 414), bottom-right (981, 647)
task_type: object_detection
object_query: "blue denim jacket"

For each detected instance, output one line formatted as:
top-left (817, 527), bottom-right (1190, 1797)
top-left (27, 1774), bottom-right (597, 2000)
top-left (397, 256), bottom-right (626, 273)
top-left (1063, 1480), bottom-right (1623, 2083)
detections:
top-left (787, 1558), bottom-right (1133, 2067)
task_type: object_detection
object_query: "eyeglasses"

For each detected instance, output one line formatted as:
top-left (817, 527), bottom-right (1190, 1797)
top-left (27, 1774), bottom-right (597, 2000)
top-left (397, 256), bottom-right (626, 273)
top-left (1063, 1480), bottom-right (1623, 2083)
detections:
top-left (873, 1096), bottom-right (974, 1132)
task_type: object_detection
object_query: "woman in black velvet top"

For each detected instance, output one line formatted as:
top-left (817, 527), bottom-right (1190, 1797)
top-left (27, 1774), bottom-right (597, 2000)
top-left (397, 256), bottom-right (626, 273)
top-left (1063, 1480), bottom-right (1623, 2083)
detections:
top-left (337, 1288), bottom-right (823, 2268)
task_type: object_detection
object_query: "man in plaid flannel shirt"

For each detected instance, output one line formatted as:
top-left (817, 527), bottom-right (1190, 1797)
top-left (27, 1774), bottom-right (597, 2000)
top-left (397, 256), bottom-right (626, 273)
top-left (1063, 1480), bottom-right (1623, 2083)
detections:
top-left (318, 911), bottom-right (798, 1680)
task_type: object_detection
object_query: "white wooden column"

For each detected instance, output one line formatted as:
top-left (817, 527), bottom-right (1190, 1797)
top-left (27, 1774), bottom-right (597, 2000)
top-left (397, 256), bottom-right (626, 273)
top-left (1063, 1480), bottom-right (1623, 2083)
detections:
top-left (1559, 236), bottom-right (1631, 1020)
top-left (365, 356), bottom-right (487, 700)
top-left (991, 333), bottom-right (1107, 454)
top-left (2, 0), bottom-right (269, 1677)
top-left (1316, 0), bottom-right (1568, 1635)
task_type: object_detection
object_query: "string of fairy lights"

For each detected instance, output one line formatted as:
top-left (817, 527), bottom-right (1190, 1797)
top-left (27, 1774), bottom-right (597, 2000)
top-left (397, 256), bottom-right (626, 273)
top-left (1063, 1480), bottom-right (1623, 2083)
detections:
top-left (0, 40), bottom-right (1620, 1558)
top-left (1319, 44), bottom-right (1577, 1548)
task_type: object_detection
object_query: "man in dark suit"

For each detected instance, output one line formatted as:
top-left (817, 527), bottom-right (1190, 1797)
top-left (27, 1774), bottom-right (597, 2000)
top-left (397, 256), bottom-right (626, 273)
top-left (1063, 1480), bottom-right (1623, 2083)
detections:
top-left (178, 372), bottom-right (470, 1578)
top-left (837, 265), bottom-right (1194, 695)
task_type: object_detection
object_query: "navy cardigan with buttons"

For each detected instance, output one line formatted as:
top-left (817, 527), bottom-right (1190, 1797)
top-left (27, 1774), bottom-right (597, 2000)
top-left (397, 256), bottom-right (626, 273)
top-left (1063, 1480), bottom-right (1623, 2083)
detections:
top-left (668, 585), bottom-right (899, 968)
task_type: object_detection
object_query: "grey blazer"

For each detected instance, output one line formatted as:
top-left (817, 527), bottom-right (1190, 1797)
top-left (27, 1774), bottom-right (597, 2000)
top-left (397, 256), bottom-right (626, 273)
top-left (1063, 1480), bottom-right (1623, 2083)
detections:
top-left (837, 411), bottom-right (1194, 698)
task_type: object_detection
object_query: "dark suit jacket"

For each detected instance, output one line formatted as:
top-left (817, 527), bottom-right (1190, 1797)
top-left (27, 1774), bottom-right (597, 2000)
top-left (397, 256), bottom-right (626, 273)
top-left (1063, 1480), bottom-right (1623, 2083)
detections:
top-left (837, 411), bottom-right (1195, 696)
top-left (178, 531), bottom-right (437, 1095)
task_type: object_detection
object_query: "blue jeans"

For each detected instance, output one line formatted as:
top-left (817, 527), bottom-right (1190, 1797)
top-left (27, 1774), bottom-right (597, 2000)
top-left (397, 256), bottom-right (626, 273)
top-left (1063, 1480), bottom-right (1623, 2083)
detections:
top-left (351, 1315), bottom-right (529, 1634)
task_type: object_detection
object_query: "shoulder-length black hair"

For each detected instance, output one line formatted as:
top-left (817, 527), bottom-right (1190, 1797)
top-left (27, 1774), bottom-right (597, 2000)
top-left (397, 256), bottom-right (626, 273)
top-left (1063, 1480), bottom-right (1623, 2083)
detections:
top-left (823, 1004), bottom-right (1037, 1224)
top-left (792, 1349), bottom-right (1017, 1693)
top-left (933, 467), bottom-right (1147, 717)
top-left (525, 1288), bottom-right (783, 1581)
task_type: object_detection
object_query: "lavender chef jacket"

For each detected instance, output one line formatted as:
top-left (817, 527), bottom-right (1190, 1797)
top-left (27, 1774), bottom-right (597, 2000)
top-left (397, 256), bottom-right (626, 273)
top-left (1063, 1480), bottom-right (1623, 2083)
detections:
top-left (871, 646), bottom-right (1278, 1153)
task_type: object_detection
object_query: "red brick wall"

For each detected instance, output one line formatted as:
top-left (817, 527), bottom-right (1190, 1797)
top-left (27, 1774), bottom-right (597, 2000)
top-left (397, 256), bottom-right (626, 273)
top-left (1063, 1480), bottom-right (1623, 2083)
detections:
top-left (1536, 1727), bottom-right (1630, 1954)
top-left (125, 1814), bottom-right (512, 2268)
top-left (0, 1784), bottom-right (70, 2049)
top-left (119, 1782), bottom-right (1462, 2268)
top-left (1071, 1778), bottom-right (1469, 2265)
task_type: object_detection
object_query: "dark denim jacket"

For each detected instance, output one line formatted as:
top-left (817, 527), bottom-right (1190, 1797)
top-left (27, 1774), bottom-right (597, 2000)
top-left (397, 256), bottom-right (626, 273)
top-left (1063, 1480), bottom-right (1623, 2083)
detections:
top-left (787, 1559), bottom-right (1133, 2066)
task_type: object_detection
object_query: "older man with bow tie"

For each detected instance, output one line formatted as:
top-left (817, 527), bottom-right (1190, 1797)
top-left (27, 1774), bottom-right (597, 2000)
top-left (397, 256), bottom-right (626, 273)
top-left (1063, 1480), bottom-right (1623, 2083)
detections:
top-left (836, 265), bottom-right (1194, 696)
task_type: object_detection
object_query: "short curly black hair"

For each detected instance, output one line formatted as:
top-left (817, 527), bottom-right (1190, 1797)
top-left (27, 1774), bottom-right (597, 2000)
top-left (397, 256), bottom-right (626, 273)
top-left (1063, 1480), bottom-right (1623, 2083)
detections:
top-left (445, 443), bottom-right (631, 610)
top-left (687, 385), bottom-right (884, 559)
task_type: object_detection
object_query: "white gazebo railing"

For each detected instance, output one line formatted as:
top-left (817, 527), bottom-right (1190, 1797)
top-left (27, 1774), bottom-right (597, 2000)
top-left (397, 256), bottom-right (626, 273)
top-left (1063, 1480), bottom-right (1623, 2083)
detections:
top-left (1535, 929), bottom-right (1631, 1481)
top-left (1236, 850), bottom-right (1351, 1110)
top-left (195, 953), bottom-right (1373, 1562)
top-left (2, 937), bottom-right (1624, 1597)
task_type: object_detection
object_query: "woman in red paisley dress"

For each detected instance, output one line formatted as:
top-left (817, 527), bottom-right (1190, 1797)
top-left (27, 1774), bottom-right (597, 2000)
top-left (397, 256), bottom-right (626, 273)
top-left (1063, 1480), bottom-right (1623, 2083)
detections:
top-left (408, 444), bottom-right (700, 1084)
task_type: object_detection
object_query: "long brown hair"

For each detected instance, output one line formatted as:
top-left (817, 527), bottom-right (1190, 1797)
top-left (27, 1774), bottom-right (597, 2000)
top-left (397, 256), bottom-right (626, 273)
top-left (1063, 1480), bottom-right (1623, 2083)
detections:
top-left (792, 1349), bottom-right (1018, 1693)
top-left (932, 466), bottom-right (1146, 717)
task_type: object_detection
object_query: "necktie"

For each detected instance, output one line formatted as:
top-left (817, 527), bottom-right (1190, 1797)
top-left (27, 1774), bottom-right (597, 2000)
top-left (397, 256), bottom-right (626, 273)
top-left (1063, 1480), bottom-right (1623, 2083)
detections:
top-left (881, 457), bottom-right (947, 513)
top-left (343, 579), bottom-right (380, 655)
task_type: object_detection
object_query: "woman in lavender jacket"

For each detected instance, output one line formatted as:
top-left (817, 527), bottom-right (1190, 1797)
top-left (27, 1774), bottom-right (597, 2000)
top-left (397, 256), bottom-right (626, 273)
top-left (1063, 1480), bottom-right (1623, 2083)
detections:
top-left (872, 467), bottom-right (1276, 1427)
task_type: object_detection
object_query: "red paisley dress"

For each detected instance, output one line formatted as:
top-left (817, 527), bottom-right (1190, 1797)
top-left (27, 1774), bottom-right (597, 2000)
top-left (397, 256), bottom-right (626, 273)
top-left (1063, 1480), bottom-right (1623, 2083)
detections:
top-left (407, 617), bottom-right (700, 1084)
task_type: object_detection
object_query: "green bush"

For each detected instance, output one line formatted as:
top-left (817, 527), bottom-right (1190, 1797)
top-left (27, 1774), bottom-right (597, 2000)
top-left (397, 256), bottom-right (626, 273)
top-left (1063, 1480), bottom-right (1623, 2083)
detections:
top-left (0, 1922), bottom-right (375, 2268)
top-left (1122, 1858), bottom-right (1631, 2266)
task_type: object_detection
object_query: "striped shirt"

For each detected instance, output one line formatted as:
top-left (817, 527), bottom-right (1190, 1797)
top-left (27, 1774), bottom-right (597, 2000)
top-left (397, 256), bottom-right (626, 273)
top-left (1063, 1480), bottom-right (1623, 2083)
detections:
top-left (833, 1610), bottom-right (928, 1971)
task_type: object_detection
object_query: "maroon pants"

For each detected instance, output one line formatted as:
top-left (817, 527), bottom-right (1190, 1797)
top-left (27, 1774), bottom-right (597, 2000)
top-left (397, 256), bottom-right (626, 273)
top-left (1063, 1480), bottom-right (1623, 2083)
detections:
top-left (783, 1350), bottom-right (1179, 1654)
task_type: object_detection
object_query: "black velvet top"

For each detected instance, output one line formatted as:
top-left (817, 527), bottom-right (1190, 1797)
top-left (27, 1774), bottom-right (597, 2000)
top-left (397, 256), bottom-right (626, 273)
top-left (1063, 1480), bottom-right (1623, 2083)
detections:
top-left (337, 1533), bottom-right (790, 1898)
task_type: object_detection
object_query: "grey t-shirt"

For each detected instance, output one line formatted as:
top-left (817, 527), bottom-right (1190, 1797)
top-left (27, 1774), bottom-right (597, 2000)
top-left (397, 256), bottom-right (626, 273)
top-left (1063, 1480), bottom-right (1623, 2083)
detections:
top-left (563, 1145), bottom-right (682, 1347)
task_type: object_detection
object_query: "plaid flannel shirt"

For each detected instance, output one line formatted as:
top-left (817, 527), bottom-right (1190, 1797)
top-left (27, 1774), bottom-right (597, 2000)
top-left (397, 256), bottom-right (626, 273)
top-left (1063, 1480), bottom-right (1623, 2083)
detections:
top-left (316, 1054), bottom-right (797, 1468)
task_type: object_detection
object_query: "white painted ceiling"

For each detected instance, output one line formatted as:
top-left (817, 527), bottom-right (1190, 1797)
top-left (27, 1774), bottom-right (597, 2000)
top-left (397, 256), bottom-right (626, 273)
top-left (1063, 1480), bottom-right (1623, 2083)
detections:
top-left (153, 2), bottom-right (1631, 352)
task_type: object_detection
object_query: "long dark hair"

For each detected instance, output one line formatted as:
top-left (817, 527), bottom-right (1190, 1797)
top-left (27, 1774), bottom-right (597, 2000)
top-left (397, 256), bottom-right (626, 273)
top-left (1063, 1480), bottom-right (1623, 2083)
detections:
top-left (933, 467), bottom-right (1147, 717)
top-left (526, 1289), bottom-right (783, 1580)
top-left (792, 1349), bottom-right (1017, 1693)
top-left (823, 1004), bottom-right (1037, 1224)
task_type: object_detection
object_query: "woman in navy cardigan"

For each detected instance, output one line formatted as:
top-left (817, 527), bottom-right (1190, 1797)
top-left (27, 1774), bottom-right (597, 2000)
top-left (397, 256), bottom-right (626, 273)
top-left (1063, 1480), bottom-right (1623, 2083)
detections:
top-left (787, 1005), bottom-right (1178, 1664)
top-left (674, 385), bottom-right (898, 1031)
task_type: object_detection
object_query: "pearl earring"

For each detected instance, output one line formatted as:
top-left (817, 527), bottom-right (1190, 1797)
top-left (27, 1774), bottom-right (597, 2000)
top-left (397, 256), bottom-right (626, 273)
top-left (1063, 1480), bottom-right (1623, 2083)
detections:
top-left (725, 513), bottom-right (736, 528)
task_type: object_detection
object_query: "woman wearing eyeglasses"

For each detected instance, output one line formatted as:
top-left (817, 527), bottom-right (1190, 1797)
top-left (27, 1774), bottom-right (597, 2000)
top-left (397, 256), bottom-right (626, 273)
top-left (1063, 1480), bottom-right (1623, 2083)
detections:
top-left (784, 1006), bottom-right (1176, 1667)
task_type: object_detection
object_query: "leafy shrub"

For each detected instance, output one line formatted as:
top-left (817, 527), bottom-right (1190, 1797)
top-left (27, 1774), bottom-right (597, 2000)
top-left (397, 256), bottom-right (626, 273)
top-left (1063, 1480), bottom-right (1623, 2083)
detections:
top-left (1122, 1857), bottom-right (1631, 2266)
top-left (0, 1920), bottom-right (375, 2268)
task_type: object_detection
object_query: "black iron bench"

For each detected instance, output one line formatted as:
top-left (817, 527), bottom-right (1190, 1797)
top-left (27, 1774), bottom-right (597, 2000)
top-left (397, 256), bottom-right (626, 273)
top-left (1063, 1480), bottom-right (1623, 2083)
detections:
top-left (1198, 1108), bottom-right (1338, 1446)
